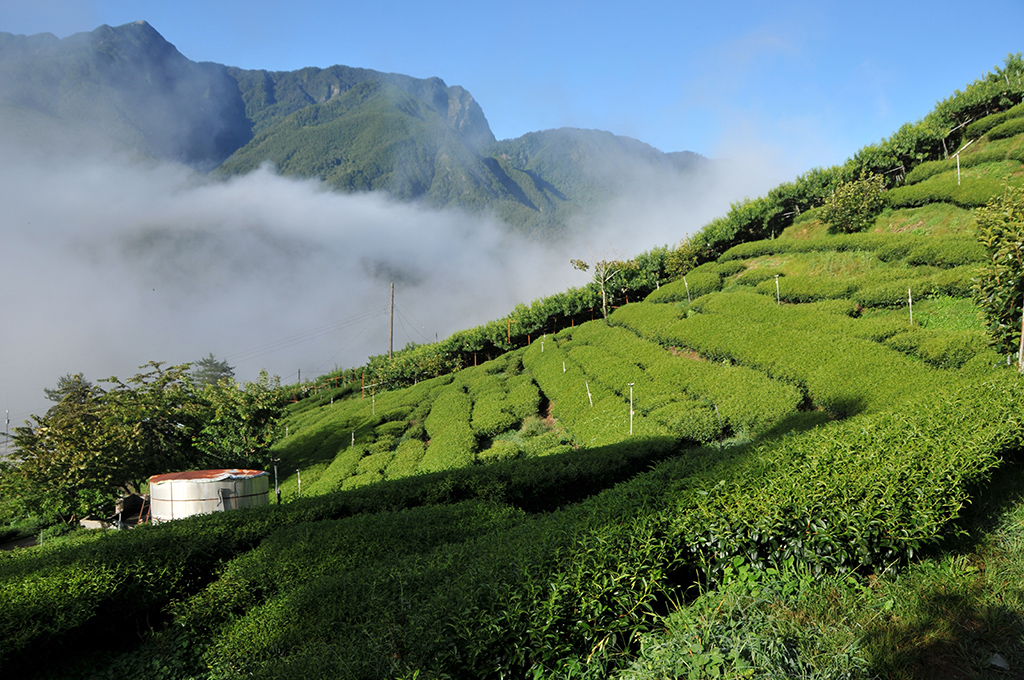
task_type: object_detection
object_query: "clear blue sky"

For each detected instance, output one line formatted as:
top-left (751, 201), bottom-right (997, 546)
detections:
top-left (4, 0), bottom-right (1024, 173)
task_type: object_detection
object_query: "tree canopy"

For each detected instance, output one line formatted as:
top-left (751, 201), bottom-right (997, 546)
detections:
top-left (192, 353), bottom-right (235, 387)
top-left (2, 362), bottom-right (284, 521)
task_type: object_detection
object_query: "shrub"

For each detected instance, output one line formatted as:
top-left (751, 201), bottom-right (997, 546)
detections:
top-left (820, 173), bottom-right (887, 233)
top-left (733, 267), bottom-right (783, 287)
top-left (884, 328), bottom-right (990, 369)
top-left (965, 102), bottom-right (1024, 138)
top-left (988, 116), bottom-right (1024, 140)
top-left (755, 274), bottom-right (855, 303)
top-left (645, 270), bottom-right (721, 303)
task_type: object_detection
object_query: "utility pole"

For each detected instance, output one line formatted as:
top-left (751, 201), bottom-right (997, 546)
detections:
top-left (389, 282), bottom-right (395, 359)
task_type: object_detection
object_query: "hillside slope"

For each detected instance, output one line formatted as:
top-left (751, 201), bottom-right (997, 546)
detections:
top-left (5, 51), bottom-right (1024, 680)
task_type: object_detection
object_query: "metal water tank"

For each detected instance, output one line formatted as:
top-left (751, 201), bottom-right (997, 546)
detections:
top-left (148, 469), bottom-right (269, 523)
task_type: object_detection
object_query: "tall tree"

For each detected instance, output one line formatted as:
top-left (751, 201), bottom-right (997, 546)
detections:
top-left (192, 353), bottom-right (235, 387)
top-left (571, 257), bottom-right (621, 320)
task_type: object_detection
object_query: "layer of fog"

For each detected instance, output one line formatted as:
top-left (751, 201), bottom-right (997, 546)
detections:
top-left (0, 140), bottom-right (788, 428)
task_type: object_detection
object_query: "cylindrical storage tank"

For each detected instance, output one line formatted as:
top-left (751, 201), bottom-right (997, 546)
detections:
top-left (148, 469), bottom-right (269, 523)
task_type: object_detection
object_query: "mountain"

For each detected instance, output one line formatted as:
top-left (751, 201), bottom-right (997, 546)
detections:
top-left (0, 21), bottom-right (709, 235)
top-left (0, 21), bottom-right (250, 167)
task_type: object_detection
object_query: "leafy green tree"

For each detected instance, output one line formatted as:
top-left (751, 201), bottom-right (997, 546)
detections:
top-left (192, 353), bottom-right (235, 387)
top-left (571, 257), bottom-right (621, 320)
top-left (821, 172), bottom-right (887, 233)
top-left (195, 370), bottom-right (283, 465)
top-left (3, 362), bottom-right (284, 522)
top-left (975, 186), bottom-right (1024, 369)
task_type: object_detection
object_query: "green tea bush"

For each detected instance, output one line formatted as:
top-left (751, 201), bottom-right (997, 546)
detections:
top-left (506, 374), bottom-right (542, 420)
top-left (618, 561), bottom-right (870, 679)
top-left (720, 233), bottom-right (895, 263)
top-left (988, 116), bottom-right (1024, 140)
top-left (965, 102), bottom-right (1024, 138)
top-left (903, 148), bottom-right (1012, 184)
top-left (929, 264), bottom-right (980, 298)
top-left (887, 170), bottom-right (1010, 209)
top-left (674, 376), bottom-right (1024, 575)
top-left (558, 320), bottom-right (802, 440)
top-left (755, 274), bottom-right (856, 303)
top-left (375, 420), bottom-right (407, 438)
top-left (419, 390), bottom-right (477, 473)
top-left (386, 439), bottom-right (425, 479)
top-left (733, 267), bottom-right (783, 287)
top-left (874, 235), bottom-right (986, 268)
top-left (356, 450), bottom-right (394, 476)
top-left (904, 237), bottom-right (988, 268)
top-left (854, 280), bottom-right (928, 309)
top-left (478, 439), bottom-right (522, 462)
top-left (720, 239), bottom-right (795, 261)
top-left (611, 293), bottom-right (942, 416)
top-left (645, 270), bottom-right (721, 303)
top-left (306, 444), bottom-right (365, 495)
top-left (884, 328), bottom-right (990, 369)
top-left (471, 391), bottom-right (521, 436)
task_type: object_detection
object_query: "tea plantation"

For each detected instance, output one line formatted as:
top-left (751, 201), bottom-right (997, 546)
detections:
top-left (6, 56), bottom-right (1024, 679)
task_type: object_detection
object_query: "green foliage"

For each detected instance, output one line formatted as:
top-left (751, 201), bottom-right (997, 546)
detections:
top-left (419, 390), bottom-right (476, 473)
top-left (645, 265), bottom-right (722, 303)
top-left (3, 363), bottom-right (284, 522)
top-left (619, 560), bottom-right (869, 679)
top-left (191, 353), bottom-right (234, 387)
top-left (888, 161), bottom-right (1024, 209)
top-left (611, 292), bottom-right (944, 417)
top-left (821, 173), bottom-right (887, 233)
top-left (974, 185), bottom-right (1024, 362)
top-left (987, 115), bottom-right (1024, 140)
top-left (965, 101), bottom-right (1024, 138)
top-left (883, 328), bottom-right (990, 369)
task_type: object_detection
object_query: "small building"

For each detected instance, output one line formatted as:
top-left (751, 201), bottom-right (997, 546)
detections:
top-left (148, 469), bottom-right (269, 523)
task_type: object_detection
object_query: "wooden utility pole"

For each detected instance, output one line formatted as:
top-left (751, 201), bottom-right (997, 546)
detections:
top-left (389, 282), bottom-right (394, 359)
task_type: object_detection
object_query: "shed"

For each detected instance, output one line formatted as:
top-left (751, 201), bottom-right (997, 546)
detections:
top-left (148, 469), bottom-right (269, 523)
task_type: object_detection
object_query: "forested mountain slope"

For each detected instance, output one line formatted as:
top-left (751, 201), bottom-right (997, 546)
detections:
top-left (0, 20), bottom-right (709, 235)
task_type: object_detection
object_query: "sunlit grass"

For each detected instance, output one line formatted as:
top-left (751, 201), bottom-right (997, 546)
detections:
top-left (911, 296), bottom-right (986, 333)
top-left (877, 204), bottom-right (977, 236)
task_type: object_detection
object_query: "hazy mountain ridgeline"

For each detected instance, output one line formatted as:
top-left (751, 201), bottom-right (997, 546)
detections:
top-left (0, 20), bottom-right (709, 235)
top-left (0, 21), bottom-right (250, 166)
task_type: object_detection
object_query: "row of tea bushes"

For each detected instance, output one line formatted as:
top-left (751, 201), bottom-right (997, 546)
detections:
top-left (671, 374), bottom-right (1024, 575)
top-left (562, 322), bottom-right (803, 438)
top-left (418, 389), bottom-right (476, 473)
top-left (0, 429), bottom-right (688, 675)
top-left (522, 333), bottom-right (671, 446)
top-left (94, 372), bottom-right (1024, 679)
top-left (964, 101), bottom-right (1024, 138)
top-left (883, 327), bottom-right (992, 370)
top-left (610, 294), bottom-right (944, 416)
top-left (887, 162), bottom-right (1024, 209)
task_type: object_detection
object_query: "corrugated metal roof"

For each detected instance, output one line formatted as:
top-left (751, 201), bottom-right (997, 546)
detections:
top-left (149, 468), bottom-right (268, 484)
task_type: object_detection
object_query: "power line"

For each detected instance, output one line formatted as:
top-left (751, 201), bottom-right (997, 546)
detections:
top-left (394, 305), bottom-right (433, 345)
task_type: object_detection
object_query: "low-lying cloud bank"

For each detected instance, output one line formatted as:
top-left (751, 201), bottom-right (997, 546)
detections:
top-left (0, 141), bottom-right (787, 425)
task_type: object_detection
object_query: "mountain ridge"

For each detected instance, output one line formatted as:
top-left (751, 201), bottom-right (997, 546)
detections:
top-left (0, 20), bottom-right (708, 234)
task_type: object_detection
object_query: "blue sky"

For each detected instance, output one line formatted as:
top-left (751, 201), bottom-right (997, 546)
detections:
top-left (4, 0), bottom-right (1024, 175)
